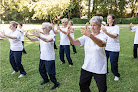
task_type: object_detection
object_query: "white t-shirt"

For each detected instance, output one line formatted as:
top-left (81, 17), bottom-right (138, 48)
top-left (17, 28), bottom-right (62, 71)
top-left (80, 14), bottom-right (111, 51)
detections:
top-left (131, 26), bottom-right (138, 44)
top-left (70, 26), bottom-right (75, 39)
top-left (7, 30), bottom-right (23, 51)
top-left (78, 33), bottom-right (107, 74)
top-left (50, 30), bottom-right (55, 41)
top-left (39, 34), bottom-right (55, 60)
top-left (58, 27), bottom-right (70, 45)
top-left (19, 28), bottom-right (24, 41)
top-left (105, 25), bottom-right (120, 52)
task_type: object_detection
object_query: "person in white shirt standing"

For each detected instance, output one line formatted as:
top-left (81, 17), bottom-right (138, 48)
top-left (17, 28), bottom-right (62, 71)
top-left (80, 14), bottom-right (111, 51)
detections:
top-left (129, 23), bottom-right (138, 59)
top-left (68, 21), bottom-right (77, 54)
top-left (25, 22), bottom-right (60, 90)
top-left (67, 16), bottom-right (107, 92)
top-left (101, 14), bottom-right (120, 81)
top-left (0, 21), bottom-right (27, 78)
top-left (18, 22), bottom-right (27, 54)
top-left (53, 18), bottom-right (73, 67)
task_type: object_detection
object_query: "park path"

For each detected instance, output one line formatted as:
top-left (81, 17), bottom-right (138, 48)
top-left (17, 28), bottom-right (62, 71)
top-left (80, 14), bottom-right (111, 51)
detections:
top-left (0, 24), bottom-right (134, 33)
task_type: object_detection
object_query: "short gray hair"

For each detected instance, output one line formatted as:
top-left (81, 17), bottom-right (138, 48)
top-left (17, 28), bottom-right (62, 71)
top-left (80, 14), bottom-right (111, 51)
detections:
top-left (89, 16), bottom-right (102, 26)
top-left (42, 22), bottom-right (52, 31)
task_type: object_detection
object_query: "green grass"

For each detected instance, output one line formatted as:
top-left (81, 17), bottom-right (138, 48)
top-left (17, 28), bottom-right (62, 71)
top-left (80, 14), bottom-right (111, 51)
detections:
top-left (0, 27), bottom-right (138, 92)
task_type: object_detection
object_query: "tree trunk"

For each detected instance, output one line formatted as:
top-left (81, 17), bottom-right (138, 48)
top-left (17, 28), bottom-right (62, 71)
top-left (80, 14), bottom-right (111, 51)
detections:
top-left (78, 2), bottom-right (81, 18)
top-left (88, 0), bottom-right (91, 18)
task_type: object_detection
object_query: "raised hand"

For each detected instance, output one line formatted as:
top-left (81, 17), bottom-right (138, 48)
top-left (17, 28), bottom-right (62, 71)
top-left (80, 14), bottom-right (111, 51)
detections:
top-left (25, 31), bottom-right (29, 37)
top-left (101, 27), bottom-right (107, 33)
top-left (32, 31), bottom-right (40, 38)
top-left (81, 27), bottom-right (91, 37)
top-left (57, 26), bottom-right (60, 30)
top-left (67, 26), bottom-right (71, 35)
top-left (1, 30), bottom-right (5, 36)
top-left (129, 23), bottom-right (133, 27)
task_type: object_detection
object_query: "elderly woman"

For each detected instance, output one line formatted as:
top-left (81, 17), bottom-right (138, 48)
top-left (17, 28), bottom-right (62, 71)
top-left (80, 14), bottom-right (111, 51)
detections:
top-left (67, 16), bottom-right (107, 92)
top-left (101, 14), bottom-right (120, 81)
top-left (0, 21), bottom-right (27, 78)
top-left (53, 18), bottom-right (73, 67)
top-left (25, 22), bottom-right (60, 90)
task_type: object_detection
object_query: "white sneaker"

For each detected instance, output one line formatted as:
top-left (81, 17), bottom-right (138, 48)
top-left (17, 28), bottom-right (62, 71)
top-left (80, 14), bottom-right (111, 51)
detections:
top-left (11, 71), bottom-right (18, 74)
top-left (69, 65), bottom-right (72, 67)
top-left (114, 76), bottom-right (119, 81)
top-left (18, 74), bottom-right (24, 78)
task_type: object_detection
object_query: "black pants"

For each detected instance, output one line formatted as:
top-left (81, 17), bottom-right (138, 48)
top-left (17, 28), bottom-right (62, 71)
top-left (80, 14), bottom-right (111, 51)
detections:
top-left (79, 69), bottom-right (107, 92)
top-left (22, 41), bottom-right (27, 54)
top-left (9, 50), bottom-right (27, 75)
top-left (133, 44), bottom-right (138, 58)
top-left (39, 59), bottom-right (59, 85)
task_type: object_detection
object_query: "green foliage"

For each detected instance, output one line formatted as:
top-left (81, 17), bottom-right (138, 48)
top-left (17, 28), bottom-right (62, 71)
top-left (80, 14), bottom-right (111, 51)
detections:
top-left (70, 18), bottom-right (90, 24)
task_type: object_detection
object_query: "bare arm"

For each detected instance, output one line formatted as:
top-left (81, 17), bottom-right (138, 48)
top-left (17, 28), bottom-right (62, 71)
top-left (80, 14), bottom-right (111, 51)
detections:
top-left (101, 27), bottom-right (118, 38)
top-left (67, 27), bottom-right (81, 45)
top-left (57, 26), bottom-right (67, 34)
top-left (129, 23), bottom-right (133, 31)
top-left (81, 28), bottom-right (106, 47)
top-left (1, 31), bottom-right (17, 39)
top-left (25, 31), bottom-right (38, 41)
top-left (32, 32), bottom-right (53, 42)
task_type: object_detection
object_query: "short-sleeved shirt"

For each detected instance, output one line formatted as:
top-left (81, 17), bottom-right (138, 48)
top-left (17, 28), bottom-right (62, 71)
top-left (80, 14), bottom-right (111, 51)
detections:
top-left (19, 28), bottom-right (24, 41)
top-left (105, 25), bottom-right (120, 52)
top-left (78, 33), bottom-right (107, 74)
top-left (38, 34), bottom-right (55, 60)
top-left (131, 26), bottom-right (138, 44)
top-left (58, 27), bottom-right (70, 45)
top-left (7, 30), bottom-right (23, 51)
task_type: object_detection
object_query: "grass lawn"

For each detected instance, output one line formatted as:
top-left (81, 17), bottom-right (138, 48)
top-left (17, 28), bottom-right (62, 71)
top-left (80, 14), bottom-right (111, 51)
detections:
top-left (0, 27), bottom-right (138, 92)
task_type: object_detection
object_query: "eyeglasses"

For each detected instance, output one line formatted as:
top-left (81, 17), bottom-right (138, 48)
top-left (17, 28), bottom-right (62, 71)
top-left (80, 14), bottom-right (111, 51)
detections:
top-left (62, 22), bottom-right (66, 23)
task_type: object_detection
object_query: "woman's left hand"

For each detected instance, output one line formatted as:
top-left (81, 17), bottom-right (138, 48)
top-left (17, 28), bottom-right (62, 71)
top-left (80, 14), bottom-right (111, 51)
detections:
top-left (101, 27), bottom-right (107, 33)
top-left (32, 31), bottom-right (40, 38)
top-left (81, 27), bottom-right (91, 37)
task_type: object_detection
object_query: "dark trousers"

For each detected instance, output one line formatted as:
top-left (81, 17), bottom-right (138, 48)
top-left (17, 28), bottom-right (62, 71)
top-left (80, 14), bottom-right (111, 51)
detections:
top-left (105, 50), bottom-right (120, 77)
top-left (22, 41), bottom-right (27, 54)
top-left (54, 41), bottom-right (57, 49)
top-left (39, 59), bottom-right (59, 85)
top-left (71, 44), bottom-right (77, 53)
top-left (79, 69), bottom-right (107, 92)
top-left (133, 44), bottom-right (138, 58)
top-left (9, 50), bottom-right (27, 75)
top-left (59, 45), bottom-right (73, 65)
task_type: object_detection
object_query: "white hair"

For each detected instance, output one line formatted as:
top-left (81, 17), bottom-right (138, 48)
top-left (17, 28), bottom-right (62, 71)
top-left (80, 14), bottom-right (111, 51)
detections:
top-left (42, 22), bottom-right (52, 31)
top-left (89, 16), bottom-right (102, 26)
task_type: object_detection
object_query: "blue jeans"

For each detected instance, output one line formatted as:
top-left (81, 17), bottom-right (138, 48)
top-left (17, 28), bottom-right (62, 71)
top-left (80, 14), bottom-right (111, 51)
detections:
top-left (105, 50), bottom-right (120, 77)
top-left (59, 45), bottom-right (73, 65)
top-left (9, 50), bottom-right (27, 75)
top-left (39, 59), bottom-right (59, 85)
top-left (71, 44), bottom-right (77, 53)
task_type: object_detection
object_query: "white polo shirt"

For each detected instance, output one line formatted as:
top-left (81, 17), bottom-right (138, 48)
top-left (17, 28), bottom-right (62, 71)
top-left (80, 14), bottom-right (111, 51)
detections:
top-left (39, 34), bottom-right (55, 60)
top-left (7, 30), bottom-right (23, 51)
top-left (58, 27), bottom-right (70, 45)
top-left (131, 26), bottom-right (138, 44)
top-left (78, 33), bottom-right (107, 74)
top-left (19, 28), bottom-right (24, 41)
top-left (105, 25), bottom-right (120, 52)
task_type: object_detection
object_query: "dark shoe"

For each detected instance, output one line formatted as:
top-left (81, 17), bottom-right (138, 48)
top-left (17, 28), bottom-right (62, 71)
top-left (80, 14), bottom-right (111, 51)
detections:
top-left (51, 83), bottom-right (60, 90)
top-left (40, 80), bottom-right (49, 85)
top-left (73, 52), bottom-right (77, 54)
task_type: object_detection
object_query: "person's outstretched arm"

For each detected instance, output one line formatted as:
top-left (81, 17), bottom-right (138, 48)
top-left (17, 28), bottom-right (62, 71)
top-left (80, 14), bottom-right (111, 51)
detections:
top-left (25, 31), bottom-right (38, 41)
